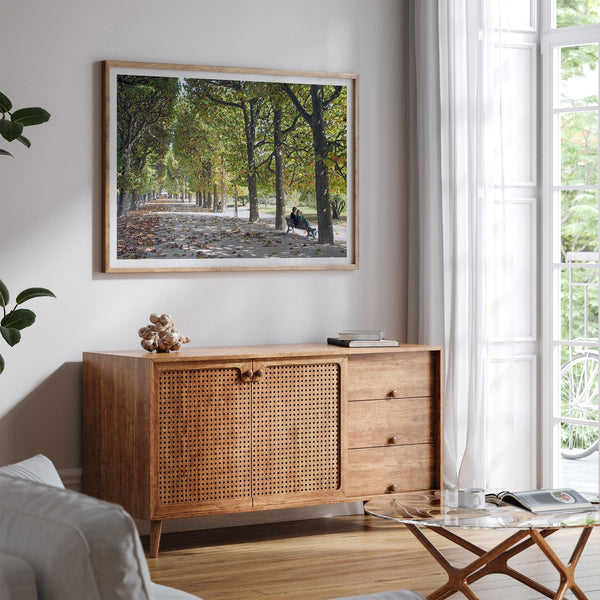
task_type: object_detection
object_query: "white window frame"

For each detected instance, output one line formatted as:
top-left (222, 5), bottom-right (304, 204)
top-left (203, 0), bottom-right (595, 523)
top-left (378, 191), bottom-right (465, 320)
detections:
top-left (541, 7), bottom-right (600, 492)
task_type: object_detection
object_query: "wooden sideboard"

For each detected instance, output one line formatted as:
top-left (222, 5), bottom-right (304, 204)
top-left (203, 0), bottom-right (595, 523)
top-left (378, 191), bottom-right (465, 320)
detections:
top-left (82, 343), bottom-right (442, 556)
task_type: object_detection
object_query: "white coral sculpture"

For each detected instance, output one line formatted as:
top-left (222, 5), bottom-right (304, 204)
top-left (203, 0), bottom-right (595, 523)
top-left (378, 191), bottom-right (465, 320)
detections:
top-left (138, 313), bottom-right (191, 353)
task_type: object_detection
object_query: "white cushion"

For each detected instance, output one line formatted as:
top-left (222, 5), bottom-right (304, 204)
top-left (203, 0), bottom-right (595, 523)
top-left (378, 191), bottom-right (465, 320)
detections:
top-left (0, 552), bottom-right (38, 600)
top-left (0, 474), bottom-right (154, 599)
top-left (0, 454), bottom-right (64, 488)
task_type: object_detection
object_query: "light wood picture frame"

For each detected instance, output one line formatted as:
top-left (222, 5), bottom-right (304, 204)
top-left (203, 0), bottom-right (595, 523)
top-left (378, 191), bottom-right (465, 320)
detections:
top-left (102, 61), bottom-right (358, 273)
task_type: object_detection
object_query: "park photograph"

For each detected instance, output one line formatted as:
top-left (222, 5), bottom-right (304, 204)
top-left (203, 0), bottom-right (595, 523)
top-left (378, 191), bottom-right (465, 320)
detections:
top-left (103, 61), bottom-right (357, 272)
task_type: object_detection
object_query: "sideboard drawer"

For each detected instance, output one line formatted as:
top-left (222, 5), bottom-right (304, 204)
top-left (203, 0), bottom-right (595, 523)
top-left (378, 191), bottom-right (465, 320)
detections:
top-left (347, 397), bottom-right (434, 449)
top-left (347, 352), bottom-right (437, 401)
top-left (345, 445), bottom-right (435, 496)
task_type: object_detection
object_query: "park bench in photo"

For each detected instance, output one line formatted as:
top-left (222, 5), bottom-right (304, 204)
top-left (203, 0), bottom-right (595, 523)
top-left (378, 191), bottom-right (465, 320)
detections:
top-left (286, 216), bottom-right (317, 240)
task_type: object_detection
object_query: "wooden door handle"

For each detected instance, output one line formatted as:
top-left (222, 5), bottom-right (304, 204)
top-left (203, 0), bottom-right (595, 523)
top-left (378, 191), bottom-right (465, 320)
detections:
top-left (254, 369), bottom-right (264, 379)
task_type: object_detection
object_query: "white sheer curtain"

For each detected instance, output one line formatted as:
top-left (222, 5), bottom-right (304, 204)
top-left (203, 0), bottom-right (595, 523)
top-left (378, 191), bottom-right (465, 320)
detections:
top-left (407, 0), bottom-right (508, 490)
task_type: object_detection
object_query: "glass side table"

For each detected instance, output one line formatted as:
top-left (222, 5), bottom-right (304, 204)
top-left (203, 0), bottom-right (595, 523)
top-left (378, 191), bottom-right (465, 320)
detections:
top-left (365, 490), bottom-right (600, 600)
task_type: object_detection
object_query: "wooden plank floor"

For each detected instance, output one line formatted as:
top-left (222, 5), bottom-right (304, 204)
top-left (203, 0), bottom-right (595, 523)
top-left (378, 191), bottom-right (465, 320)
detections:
top-left (146, 515), bottom-right (600, 600)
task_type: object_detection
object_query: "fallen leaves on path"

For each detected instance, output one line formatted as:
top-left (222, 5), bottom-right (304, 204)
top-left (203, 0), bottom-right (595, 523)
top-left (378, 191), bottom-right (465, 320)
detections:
top-left (116, 204), bottom-right (347, 261)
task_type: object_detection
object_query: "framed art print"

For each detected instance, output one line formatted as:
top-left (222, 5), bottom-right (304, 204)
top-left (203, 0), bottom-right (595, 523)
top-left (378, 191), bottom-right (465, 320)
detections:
top-left (102, 61), bottom-right (358, 272)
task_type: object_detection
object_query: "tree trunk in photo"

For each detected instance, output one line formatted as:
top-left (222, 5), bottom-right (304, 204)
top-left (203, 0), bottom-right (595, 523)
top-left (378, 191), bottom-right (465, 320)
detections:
top-left (213, 183), bottom-right (218, 211)
top-left (314, 158), bottom-right (333, 243)
top-left (120, 191), bottom-right (131, 217)
top-left (243, 99), bottom-right (260, 223)
top-left (283, 84), bottom-right (339, 244)
top-left (310, 86), bottom-right (334, 244)
top-left (189, 82), bottom-right (262, 222)
top-left (220, 176), bottom-right (226, 213)
top-left (247, 175), bottom-right (258, 221)
top-left (273, 107), bottom-right (286, 231)
top-left (120, 147), bottom-right (133, 216)
top-left (117, 191), bottom-right (124, 217)
top-left (234, 186), bottom-right (239, 217)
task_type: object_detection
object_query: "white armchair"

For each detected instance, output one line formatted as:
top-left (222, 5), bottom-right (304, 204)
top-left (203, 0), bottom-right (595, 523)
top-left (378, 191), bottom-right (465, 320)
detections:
top-left (0, 455), bottom-right (199, 600)
top-left (0, 455), bottom-right (424, 600)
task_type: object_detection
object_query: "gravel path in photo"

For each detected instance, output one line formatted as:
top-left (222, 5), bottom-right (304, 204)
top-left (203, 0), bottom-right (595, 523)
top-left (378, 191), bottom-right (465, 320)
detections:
top-left (117, 202), bottom-right (348, 260)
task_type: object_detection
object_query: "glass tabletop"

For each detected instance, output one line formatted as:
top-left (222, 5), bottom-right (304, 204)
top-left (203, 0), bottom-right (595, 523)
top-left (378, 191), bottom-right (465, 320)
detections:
top-left (364, 490), bottom-right (600, 530)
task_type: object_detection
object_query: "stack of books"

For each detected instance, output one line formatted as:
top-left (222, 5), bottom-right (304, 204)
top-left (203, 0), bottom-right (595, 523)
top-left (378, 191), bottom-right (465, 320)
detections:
top-left (327, 330), bottom-right (399, 348)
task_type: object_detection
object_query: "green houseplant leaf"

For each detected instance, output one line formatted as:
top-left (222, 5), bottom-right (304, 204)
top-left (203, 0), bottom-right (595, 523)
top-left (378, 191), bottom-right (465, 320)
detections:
top-left (16, 287), bottom-right (56, 305)
top-left (0, 326), bottom-right (21, 347)
top-left (1, 91), bottom-right (50, 160)
top-left (0, 91), bottom-right (12, 113)
top-left (0, 280), bottom-right (9, 307)
top-left (0, 118), bottom-right (24, 142)
top-left (11, 107), bottom-right (51, 127)
top-left (0, 90), bottom-right (53, 375)
top-left (17, 135), bottom-right (31, 148)
top-left (1, 308), bottom-right (36, 330)
top-left (0, 279), bottom-right (55, 374)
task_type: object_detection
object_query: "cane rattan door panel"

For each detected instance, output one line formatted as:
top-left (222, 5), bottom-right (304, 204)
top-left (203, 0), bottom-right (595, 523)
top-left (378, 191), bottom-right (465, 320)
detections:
top-left (251, 360), bottom-right (342, 498)
top-left (156, 365), bottom-right (252, 508)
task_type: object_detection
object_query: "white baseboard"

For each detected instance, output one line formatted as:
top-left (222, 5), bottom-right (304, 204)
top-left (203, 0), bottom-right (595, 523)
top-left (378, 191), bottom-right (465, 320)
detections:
top-left (59, 467), bottom-right (82, 491)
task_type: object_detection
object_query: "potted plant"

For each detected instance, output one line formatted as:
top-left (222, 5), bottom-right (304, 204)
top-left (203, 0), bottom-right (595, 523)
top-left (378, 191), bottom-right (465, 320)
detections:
top-left (1, 90), bottom-right (54, 374)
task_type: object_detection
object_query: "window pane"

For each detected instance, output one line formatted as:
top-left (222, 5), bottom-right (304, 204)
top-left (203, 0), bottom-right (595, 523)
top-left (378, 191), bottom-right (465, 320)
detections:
top-left (558, 434), bottom-right (599, 492)
top-left (561, 190), bottom-right (599, 255)
top-left (557, 0), bottom-right (600, 27)
top-left (560, 349), bottom-right (600, 418)
top-left (502, 0), bottom-right (533, 30)
top-left (560, 111), bottom-right (599, 185)
top-left (560, 265), bottom-right (599, 341)
top-left (560, 44), bottom-right (599, 108)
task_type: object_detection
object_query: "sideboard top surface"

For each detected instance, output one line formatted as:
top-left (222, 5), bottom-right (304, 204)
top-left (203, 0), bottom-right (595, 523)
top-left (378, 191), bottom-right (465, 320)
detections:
top-left (83, 342), bottom-right (442, 363)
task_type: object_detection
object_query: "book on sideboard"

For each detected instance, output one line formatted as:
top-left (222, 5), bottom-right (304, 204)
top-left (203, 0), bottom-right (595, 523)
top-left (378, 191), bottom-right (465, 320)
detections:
top-left (327, 337), bottom-right (399, 348)
top-left (337, 330), bottom-right (385, 341)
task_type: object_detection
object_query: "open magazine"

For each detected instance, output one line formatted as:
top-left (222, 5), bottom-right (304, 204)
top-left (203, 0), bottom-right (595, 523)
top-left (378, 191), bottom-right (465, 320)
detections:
top-left (485, 488), bottom-right (593, 514)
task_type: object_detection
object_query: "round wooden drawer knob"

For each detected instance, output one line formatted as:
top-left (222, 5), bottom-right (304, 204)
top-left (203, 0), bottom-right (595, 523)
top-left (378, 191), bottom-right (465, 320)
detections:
top-left (254, 369), bottom-right (264, 379)
top-left (244, 369), bottom-right (253, 380)
top-left (388, 436), bottom-right (398, 445)
top-left (387, 483), bottom-right (398, 493)
top-left (389, 389), bottom-right (399, 398)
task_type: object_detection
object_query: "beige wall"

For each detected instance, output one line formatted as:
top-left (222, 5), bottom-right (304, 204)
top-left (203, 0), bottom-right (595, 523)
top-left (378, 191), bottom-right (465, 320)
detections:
top-left (0, 0), bottom-right (409, 484)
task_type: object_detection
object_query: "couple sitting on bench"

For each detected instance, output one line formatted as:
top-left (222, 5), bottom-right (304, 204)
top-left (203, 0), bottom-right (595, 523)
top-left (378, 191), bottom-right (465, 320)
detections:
top-left (287, 207), bottom-right (317, 239)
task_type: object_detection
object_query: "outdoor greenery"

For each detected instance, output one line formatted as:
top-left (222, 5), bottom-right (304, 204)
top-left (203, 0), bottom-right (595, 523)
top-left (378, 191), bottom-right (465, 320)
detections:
top-left (116, 74), bottom-right (348, 247)
top-left (557, 2), bottom-right (600, 451)
top-left (557, 0), bottom-right (600, 27)
top-left (559, 44), bottom-right (599, 342)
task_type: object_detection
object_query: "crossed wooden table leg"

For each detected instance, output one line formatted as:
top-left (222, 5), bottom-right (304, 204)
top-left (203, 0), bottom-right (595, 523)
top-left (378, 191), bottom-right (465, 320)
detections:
top-left (404, 523), bottom-right (593, 600)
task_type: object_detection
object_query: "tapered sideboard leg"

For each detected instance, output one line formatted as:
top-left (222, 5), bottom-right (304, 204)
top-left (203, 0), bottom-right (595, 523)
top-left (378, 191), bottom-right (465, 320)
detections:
top-left (149, 520), bottom-right (163, 558)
